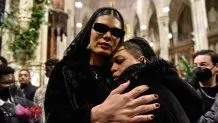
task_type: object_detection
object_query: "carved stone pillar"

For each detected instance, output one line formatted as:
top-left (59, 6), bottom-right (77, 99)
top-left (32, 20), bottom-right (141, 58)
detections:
top-left (65, 0), bottom-right (75, 46)
top-left (158, 16), bottom-right (170, 60)
top-left (2, 0), bottom-right (14, 61)
top-left (19, 0), bottom-right (33, 30)
top-left (48, 10), bottom-right (68, 59)
top-left (190, 0), bottom-right (208, 50)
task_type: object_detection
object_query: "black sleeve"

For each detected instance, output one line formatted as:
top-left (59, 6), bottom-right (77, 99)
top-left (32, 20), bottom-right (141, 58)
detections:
top-left (117, 58), bottom-right (204, 122)
top-left (163, 68), bottom-right (204, 122)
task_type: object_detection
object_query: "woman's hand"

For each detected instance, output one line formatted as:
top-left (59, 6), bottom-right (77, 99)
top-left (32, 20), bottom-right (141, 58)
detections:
top-left (91, 81), bottom-right (160, 123)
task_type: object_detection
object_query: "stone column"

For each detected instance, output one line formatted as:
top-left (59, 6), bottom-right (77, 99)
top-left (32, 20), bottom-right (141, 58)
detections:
top-left (1, 0), bottom-right (11, 58)
top-left (171, 21), bottom-right (179, 65)
top-left (37, 10), bottom-right (49, 85)
top-left (190, 0), bottom-right (208, 51)
top-left (158, 16), bottom-right (170, 60)
top-left (65, 0), bottom-right (75, 46)
top-left (19, 0), bottom-right (34, 30)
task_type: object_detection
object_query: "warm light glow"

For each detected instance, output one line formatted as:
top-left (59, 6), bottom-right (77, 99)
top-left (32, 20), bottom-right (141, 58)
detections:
top-left (149, 42), bottom-right (154, 47)
top-left (168, 33), bottom-right (173, 39)
top-left (108, 0), bottom-right (115, 7)
top-left (76, 23), bottom-right (82, 28)
top-left (75, 1), bottom-right (83, 8)
top-left (162, 6), bottom-right (170, 13)
top-left (140, 25), bottom-right (147, 30)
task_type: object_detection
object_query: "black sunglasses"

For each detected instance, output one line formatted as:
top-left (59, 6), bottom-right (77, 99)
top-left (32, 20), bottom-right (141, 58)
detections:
top-left (93, 23), bottom-right (125, 38)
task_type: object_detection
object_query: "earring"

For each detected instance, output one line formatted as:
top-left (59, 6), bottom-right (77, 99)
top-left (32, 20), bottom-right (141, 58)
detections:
top-left (87, 44), bottom-right (90, 49)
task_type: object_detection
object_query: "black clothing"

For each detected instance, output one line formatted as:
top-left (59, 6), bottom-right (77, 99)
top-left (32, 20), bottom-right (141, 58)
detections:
top-left (190, 77), bottom-right (218, 113)
top-left (198, 86), bottom-right (218, 113)
top-left (0, 102), bottom-right (20, 123)
top-left (20, 83), bottom-right (37, 101)
top-left (116, 58), bottom-right (204, 123)
top-left (44, 61), bottom-right (114, 123)
top-left (0, 86), bottom-right (35, 123)
top-left (44, 7), bottom-right (125, 123)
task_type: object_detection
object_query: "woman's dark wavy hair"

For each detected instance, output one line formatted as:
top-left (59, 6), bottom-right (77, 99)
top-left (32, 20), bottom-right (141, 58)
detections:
top-left (123, 37), bottom-right (156, 61)
top-left (62, 7), bottom-right (125, 63)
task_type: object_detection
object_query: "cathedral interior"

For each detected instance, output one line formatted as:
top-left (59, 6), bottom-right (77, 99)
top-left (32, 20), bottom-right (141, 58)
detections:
top-left (0, 0), bottom-right (218, 86)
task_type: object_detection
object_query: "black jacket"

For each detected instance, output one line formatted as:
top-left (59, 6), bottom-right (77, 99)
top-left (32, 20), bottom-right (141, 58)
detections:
top-left (44, 61), bottom-right (114, 123)
top-left (21, 83), bottom-right (37, 101)
top-left (0, 92), bottom-right (34, 123)
top-left (116, 58), bottom-right (204, 123)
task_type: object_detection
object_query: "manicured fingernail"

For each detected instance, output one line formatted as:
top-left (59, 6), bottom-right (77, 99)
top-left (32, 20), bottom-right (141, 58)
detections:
top-left (143, 85), bottom-right (149, 89)
top-left (155, 103), bottom-right (160, 108)
top-left (123, 81), bottom-right (130, 86)
top-left (151, 115), bottom-right (155, 119)
top-left (154, 94), bottom-right (159, 99)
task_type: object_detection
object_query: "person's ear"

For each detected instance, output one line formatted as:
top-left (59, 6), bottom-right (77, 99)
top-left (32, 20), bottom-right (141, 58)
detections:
top-left (138, 56), bottom-right (146, 63)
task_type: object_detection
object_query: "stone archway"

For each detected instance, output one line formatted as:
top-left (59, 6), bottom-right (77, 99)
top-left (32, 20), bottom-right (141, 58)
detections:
top-left (148, 10), bottom-right (160, 54)
top-left (206, 0), bottom-right (218, 52)
top-left (168, 0), bottom-right (194, 64)
top-left (133, 14), bottom-right (140, 37)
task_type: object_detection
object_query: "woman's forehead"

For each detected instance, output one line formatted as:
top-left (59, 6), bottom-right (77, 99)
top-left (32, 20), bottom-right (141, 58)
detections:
top-left (95, 15), bottom-right (121, 27)
top-left (113, 46), bottom-right (126, 55)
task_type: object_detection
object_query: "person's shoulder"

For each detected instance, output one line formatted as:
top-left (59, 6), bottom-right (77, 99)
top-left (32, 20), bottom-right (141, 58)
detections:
top-left (30, 83), bottom-right (38, 89)
top-left (35, 84), bottom-right (47, 95)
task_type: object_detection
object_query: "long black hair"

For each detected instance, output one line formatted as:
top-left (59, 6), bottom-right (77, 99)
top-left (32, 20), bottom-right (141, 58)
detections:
top-left (62, 7), bottom-right (125, 63)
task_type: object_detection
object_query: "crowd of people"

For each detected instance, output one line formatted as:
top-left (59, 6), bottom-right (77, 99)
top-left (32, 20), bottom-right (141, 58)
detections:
top-left (0, 6), bottom-right (218, 123)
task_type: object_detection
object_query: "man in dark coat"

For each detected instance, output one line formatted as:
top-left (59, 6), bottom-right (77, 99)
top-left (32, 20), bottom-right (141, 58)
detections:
top-left (18, 69), bottom-right (37, 101)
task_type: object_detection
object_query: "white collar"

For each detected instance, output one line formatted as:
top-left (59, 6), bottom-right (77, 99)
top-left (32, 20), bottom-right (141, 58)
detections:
top-left (0, 98), bottom-right (11, 106)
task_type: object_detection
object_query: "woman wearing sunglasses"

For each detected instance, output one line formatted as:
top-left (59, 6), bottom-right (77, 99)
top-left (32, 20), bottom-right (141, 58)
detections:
top-left (44, 7), bottom-right (158, 123)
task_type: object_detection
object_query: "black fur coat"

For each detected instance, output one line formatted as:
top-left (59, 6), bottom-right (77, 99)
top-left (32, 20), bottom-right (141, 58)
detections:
top-left (44, 61), bottom-right (114, 123)
top-left (115, 58), bottom-right (204, 123)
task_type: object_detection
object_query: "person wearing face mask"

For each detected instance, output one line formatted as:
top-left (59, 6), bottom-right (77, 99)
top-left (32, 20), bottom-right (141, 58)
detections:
top-left (191, 50), bottom-right (218, 114)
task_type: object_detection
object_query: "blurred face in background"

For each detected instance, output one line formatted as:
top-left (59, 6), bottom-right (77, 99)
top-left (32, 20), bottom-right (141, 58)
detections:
top-left (194, 54), bottom-right (217, 78)
top-left (0, 74), bottom-right (15, 88)
top-left (18, 70), bottom-right (31, 85)
top-left (194, 54), bottom-right (218, 85)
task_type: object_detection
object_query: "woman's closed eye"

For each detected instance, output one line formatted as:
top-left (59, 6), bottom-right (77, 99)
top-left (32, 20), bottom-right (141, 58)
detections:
top-left (114, 56), bottom-right (125, 64)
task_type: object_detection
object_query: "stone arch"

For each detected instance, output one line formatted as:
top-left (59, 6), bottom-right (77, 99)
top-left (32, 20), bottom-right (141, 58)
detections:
top-left (133, 14), bottom-right (140, 37)
top-left (177, 4), bottom-right (193, 42)
top-left (147, 4), bottom-right (159, 54)
top-left (206, 0), bottom-right (218, 29)
top-left (206, 0), bottom-right (218, 52)
top-left (168, 0), bottom-right (193, 64)
top-left (169, 1), bottom-right (193, 43)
